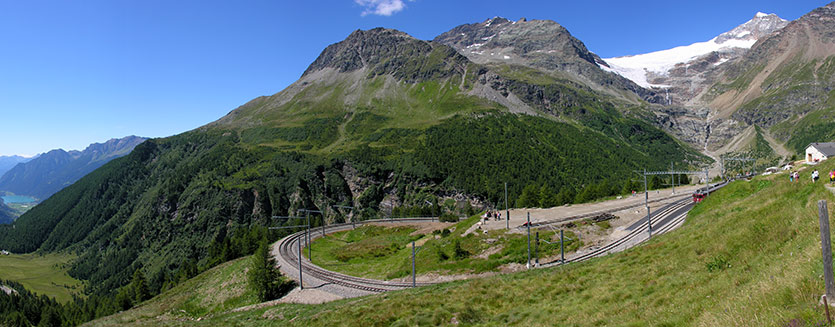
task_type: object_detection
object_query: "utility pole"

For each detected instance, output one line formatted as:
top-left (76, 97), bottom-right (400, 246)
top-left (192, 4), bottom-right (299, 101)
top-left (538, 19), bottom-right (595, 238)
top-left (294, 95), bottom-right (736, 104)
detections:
top-left (705, 169), bottom-right (710, 197)
top-left (638, 167), bottom-right (707, 236)
top-left (526, 212), bottom-right (531, 269)
top-left (670, 162), bottom-right (675, 195)
top-left (560, 229), bottom-right (565, 264)
top-left (298, 209), bottom-right (323, 260)
top-left (505, 182), bottom-right (509, 230)
top-left (534, 232), bottom-right (539, 268)
top-left (411, 241), bottom-right (424, 287)
top-left (298, 234), bottom-right (304, 289)
top-left (644, 168), bottom-right (652, 238)
top-left (270, 215), bottom-right (307, 289)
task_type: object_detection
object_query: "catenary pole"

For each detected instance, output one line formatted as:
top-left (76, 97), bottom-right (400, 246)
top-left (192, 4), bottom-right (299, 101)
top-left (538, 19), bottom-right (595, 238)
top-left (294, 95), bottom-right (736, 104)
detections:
top-left (644, 169), bottom-right (652, 238)
top-left (505, 182), bottom-right (509, 230)
top-left (526, 212), bottom-right (531, 269)
top-left (535, 232), bottom-right (539, 268)
top-left (298, 234), bottom-right (303, 289)
top-left (560, 229), bottom-right (565, 264)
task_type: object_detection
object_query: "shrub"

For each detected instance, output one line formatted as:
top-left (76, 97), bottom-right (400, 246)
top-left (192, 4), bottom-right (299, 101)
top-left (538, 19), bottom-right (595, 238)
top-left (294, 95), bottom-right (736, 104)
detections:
top-left (436, 247), bottom-right (449, 261)
top-left (705, 255), bottom-right (730, 272)
top-left (439, 213), bottom-right (459, 223)
top-left (453, 240), bottom-right (469, 260)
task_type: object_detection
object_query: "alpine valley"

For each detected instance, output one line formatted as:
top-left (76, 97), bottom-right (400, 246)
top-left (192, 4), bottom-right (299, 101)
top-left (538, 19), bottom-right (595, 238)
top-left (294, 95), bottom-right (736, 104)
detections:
top-left (2, 2), bottom-right (835, 326)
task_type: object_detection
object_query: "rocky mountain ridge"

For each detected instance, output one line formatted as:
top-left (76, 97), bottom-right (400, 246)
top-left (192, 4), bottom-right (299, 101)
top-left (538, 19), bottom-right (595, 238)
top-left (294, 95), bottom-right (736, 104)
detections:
top-left (434, 17), bottom-right (662, 104)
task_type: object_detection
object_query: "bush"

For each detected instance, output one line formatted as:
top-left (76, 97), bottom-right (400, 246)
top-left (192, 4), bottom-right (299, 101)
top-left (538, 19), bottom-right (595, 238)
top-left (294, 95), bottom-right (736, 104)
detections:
top-left (705, 255), bottom-right (730, 272)
top-left (436, 246), bottom-right (449, 261)
top-left (453, 240), bottom-right (469, 260)
top-left (439, 213), bottom-right (459, 223)
top-left (440, 229), bottom-right (451, 238)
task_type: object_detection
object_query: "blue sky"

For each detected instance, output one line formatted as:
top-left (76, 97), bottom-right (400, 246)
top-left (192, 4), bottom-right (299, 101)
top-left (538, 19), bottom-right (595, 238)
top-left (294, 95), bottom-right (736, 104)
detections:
top-left (0, 0), bottom-right (827, 156)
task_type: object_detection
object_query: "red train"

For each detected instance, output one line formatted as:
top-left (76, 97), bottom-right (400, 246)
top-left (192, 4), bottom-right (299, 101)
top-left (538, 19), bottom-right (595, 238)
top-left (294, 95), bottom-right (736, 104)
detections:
top-left (692, 190), bottom-right (706, 203)
top-left (692, 181), bottom-right (728, 203)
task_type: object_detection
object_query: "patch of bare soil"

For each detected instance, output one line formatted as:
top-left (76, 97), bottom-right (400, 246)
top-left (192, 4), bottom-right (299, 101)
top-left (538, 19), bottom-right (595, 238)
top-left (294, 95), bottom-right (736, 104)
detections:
top-left (391, 271), bottom-right (498, 284)
top-left (232, 287), bottom-right (344, 312)
top-left (475, 244), bottom-right (503, 259)
top-left (498, 263), bottom-right (526, 273)
top-left (409, 222), bottom-right (456, 236)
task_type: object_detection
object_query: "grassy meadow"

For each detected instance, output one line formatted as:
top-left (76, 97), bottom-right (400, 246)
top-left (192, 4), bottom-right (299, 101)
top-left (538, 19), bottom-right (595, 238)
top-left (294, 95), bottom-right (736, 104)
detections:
top-left (0, 253), bottom-right (83, 303)
top-left (86, 257), bottom-right (258, 326)
top-left (305, 218), bottom-right (580, 280)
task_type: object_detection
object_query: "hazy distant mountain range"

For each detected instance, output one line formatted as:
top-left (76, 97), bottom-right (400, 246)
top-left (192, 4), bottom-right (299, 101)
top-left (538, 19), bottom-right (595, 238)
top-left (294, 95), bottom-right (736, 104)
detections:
top-left (0, 136), bottom-right (147, 200)
top-left (0, 155), bottom-right (35, 177)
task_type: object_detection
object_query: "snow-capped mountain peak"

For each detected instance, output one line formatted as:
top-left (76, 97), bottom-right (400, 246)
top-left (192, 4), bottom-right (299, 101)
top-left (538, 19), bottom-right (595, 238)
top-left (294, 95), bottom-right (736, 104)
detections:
top-left (601, 12), bottom-right (788, 88)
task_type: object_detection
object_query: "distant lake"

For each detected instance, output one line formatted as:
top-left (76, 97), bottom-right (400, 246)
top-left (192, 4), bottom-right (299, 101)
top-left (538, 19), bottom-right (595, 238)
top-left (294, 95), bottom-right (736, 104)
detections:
top-left (1, 195), bottom-right (37, 203)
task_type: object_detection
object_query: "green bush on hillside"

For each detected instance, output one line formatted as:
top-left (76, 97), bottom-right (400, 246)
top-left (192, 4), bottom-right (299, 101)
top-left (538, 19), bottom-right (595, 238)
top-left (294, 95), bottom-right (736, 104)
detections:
top-left (439, 213), bottom-right (458, 223)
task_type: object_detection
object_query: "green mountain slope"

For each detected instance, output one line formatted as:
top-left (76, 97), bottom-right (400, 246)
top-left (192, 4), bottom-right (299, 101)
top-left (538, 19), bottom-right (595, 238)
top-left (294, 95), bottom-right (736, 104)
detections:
top-left (0, 26), bottom-right (702, 316)
top-left (95, 156), bottom-right (835, 326)
top-left (86, 257), bottom-right (259, 326)
top-left (0, 199), bottom-right (15, 224)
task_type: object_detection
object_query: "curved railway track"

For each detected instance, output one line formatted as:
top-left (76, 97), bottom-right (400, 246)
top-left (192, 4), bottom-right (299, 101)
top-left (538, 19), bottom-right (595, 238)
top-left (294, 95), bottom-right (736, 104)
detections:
top-left (541, 198), bottom-right (692, 267)
top-left (276, 218), bottom-right (437, 293)
top-left (275, 182), bottom-right (727, 294)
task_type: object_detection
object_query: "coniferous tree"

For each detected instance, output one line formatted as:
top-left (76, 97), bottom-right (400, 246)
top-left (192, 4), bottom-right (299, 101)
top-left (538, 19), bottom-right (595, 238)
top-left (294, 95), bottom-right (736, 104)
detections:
top-left (538, 185), bottom-right (557, 208)
top-left (132, 269), bottom-right (150, 304)
top-left (516, 184), bottom-right (540, 208)
top-left (248, 238), bottom-right (293, 302)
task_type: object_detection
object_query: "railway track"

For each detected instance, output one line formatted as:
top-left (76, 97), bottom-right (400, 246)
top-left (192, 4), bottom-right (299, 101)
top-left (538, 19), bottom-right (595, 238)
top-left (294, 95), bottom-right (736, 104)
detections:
top-left (541, 198), bottom-right (692, 267)
top-left (542, 181), bottom-right (727, 267)
top-left (275, 182), bottom-right (727, 293)
top-left (276, 218), bottom-right (438, 293)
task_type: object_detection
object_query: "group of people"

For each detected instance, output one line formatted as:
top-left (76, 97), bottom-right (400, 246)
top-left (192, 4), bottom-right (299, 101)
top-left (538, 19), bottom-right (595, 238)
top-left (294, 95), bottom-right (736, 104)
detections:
top-left (789, 169), bottom-right (835, 184)
top-left (482, 210), bottom-right (502, 222)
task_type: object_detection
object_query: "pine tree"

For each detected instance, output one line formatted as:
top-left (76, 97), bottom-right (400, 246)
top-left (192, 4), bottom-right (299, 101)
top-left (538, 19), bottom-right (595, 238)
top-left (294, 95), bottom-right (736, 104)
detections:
top-left (132, 269), bottom-right (150, 304)
top-left (538, 185), bottom-right (557, 208)
top-left (249, 239), bottom-right (281, 301)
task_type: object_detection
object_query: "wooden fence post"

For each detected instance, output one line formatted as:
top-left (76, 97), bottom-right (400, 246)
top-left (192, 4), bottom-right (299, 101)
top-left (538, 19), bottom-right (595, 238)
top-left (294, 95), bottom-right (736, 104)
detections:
top-left (818, 200), bottom-right (835, 302)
